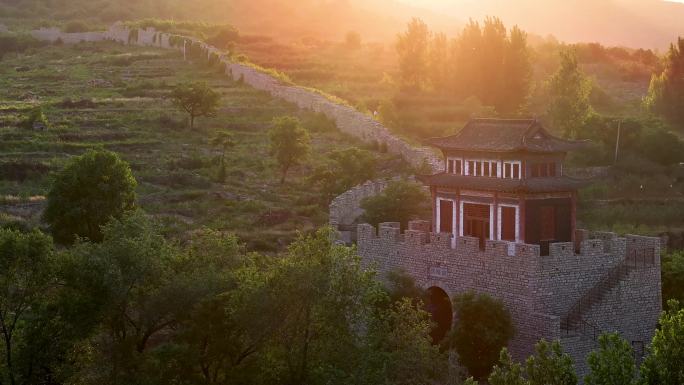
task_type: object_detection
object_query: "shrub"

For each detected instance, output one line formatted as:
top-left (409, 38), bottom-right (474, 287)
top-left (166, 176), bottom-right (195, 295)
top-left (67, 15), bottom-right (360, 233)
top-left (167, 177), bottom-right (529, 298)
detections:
top-left (20, 106), bottom-right (49, 130)
top-left (43, 149), bottom-right (137, 244)
top-left (0, 33), bottom-right (42, 60)
top-left (360, 180), bottom-right (430, 230)
top-left (448, 291), bottom-right (514, 380)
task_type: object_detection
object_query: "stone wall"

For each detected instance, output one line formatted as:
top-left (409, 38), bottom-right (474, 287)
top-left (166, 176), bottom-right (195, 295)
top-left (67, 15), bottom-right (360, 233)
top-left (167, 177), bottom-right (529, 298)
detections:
top-left (27, 23), bottom-right (442, 232)
top-left (357, 222), bottom-right (661, 374)
top-left (27, 23), bottom-right (441, 174)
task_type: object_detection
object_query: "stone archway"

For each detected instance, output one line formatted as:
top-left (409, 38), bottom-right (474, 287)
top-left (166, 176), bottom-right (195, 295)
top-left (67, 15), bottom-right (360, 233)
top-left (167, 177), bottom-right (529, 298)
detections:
top-left (425, 286), bottom-right (453, 343)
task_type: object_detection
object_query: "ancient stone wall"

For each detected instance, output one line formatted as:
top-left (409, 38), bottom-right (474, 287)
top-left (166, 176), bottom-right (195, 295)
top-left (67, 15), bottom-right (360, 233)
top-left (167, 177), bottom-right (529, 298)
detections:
top-left (27, 23), bottom-right (442, 231)
top-left (27, 23), bottom-right (440, 173)
top-left (357, 222), bottom-right (661, 372)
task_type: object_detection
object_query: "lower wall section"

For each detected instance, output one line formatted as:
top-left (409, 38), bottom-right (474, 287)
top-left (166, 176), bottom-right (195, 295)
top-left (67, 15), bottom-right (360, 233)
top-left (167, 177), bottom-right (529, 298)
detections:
top-left (358, 222), bottom-right (662, 376)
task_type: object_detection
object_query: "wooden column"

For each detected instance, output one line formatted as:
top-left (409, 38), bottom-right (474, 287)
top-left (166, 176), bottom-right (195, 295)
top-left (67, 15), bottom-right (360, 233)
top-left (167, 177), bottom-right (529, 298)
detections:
top-left (571, 191), bottom-right (577, 244)
top-left (431, 186), bottom-right (437, 232)
top-left (493, 192), bottom-right (499, 241)
top-left (455, 188), bottom-right (461, 237)
top-left (519, 194), bottom-right (526, 244)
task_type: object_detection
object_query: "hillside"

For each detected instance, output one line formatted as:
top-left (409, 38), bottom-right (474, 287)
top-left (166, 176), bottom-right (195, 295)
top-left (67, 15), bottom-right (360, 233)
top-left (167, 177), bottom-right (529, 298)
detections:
top-left (0, 41), bottom-right (409, 250)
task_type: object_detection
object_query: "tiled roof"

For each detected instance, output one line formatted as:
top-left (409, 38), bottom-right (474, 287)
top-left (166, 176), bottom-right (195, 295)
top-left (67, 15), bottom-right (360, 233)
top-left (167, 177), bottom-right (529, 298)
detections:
top-left (418, 173), bottom-right (593, 193)
top-left (426, 119), bottom-right (590, 153)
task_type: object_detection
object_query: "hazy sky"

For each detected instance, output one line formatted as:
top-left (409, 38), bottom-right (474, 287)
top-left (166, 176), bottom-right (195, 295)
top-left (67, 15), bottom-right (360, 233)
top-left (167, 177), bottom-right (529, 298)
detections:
top-left (395, 0), bottom-right (684, 48)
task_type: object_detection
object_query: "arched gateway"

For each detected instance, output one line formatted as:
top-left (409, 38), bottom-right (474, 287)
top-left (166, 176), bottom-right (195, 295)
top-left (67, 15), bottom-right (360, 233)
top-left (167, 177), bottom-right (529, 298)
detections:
top-left (425, 287), bottom-right (452, 343)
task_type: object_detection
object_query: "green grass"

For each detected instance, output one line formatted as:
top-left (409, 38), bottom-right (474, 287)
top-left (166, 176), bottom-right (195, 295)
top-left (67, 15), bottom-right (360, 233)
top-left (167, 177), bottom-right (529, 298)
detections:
top-left (0, 41), bottom-right (410, 251)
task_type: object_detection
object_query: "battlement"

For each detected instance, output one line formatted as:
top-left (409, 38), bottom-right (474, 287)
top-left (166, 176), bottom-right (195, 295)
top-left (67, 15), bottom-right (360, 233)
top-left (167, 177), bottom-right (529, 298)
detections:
top-left (358, 221), bottom-right (659, 261)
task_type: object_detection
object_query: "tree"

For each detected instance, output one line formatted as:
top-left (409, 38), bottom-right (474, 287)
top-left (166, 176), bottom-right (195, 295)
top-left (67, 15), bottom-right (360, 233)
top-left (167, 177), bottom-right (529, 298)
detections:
top-left (644, 37), bottom-right (684, 125)
top-left (171, 82), bottom-right (221, 130)
top-left (0, 229), bottom-right (55, 385)
top-left (501, 26), bottom-right (532, 114)
top-left (43, 149), bottom-right (136, 244)
top-left (547, 50), bottom-right (593, 138)
top-left (396, 18), bottom-right (430, 90)
top-left (639, 300), bottom-right (684, 385)
top-left (211, 130), bottom-right (236, 181)
top-left (525, 339), bottom-right (577, 385)
top-left (268, 116), bottom-right (310, 184)
top-left (448, 292), bottom-right (514, 380)
top-left (63, 212), bottom-right (238, 384)
top-left (639, 130), bottom-right (684, 166)
top-left (360, 180), bottom-right (430, 230)
top-left (428, 32), bottom-right (449, 92)
top-left (584, 333), bottom-right (636, 385)
top-left (479, 17), bottom-right (508, 109)
top-left (309, 147), bottom-right (376, 202)
top-left (488, 349), bottom-right (529, 385)
top-left (662, 251), bottom-right (684, 308)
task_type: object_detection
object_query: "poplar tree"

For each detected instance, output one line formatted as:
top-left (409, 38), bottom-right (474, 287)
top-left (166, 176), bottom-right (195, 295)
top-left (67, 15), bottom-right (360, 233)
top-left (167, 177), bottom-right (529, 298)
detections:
top-left (547, 50), bottom-right (593, 138)
top-left (644, 37), bottom-right (684, 125)
top-left (396, 18), bottom-right (430, 90)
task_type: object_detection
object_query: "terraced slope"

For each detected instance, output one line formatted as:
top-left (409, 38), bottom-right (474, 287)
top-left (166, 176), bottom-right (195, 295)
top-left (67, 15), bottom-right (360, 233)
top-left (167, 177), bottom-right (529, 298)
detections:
top-left (0, 42), bottom-right (408, 250)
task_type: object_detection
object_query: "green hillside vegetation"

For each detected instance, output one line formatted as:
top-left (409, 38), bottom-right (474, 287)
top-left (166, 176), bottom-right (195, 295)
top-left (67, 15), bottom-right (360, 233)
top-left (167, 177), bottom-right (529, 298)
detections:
top-left (0, 42), bottom-right (411, 251)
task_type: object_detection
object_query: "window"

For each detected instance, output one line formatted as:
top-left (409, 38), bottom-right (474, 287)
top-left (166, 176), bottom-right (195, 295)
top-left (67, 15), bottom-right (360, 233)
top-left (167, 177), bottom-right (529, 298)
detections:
top-left (467, 161), bottom-right (475, 176)
top-left (455, 160), bottom-right (462, 175)
top-left (483, 162), bottom-right (490, 177)
top-left (447, 160), bottom-right (453, 174)
top-left (513, 164), bottom-right (520, 179)
top-left (548, 163), bottom-right (556, 176)
top-left (504, 163), bottom-right (512, 178)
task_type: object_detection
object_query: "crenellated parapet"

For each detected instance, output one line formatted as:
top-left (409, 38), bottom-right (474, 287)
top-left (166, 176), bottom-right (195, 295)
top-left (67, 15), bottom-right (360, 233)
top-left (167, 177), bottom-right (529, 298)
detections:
top-left (357, 222), bottom-right (662, 371)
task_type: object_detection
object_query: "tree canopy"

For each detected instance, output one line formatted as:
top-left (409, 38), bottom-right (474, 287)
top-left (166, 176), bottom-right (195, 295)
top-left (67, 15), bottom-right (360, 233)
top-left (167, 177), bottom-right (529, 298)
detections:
top-left (360, 180), bottom-right (430, 230)
top-left (448, 291), bottom-right (514, 380)
top-left (171, 82), bottom-right (221, 130)
top-left (268, 116), bottom-right (311, 184)
top-left (547, 50), bottom-right (593, 138)
top-left (43, 149), bottom-right (137, 244)
top-left (644, 37), bottom-right (684, 125)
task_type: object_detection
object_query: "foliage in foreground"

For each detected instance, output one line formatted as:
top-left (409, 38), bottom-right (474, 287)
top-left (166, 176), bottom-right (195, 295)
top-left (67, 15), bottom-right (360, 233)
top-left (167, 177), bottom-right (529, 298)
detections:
top-left (43, 149), bottom-right (137, 244)
top-left (0, 212), bottom-right (447, 385)
top-left (448, 291), bottom-right (515, 380)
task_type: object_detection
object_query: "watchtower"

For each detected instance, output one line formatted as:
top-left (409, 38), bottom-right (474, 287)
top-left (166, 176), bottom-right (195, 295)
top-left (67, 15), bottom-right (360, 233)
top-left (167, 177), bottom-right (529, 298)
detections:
top-left (420, 118), bottom-right (590, 255)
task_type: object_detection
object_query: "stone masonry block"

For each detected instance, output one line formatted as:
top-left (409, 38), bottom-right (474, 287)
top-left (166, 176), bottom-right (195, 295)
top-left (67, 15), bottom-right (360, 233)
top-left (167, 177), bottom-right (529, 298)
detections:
top-left (456, 236), bottom-right (480, 254)
top-left (405, 230), bottom-right (427, 246)
top-left (580, 239), bottom-right (604, 256)
top-left (379, 225), bottom-right (401, 242)
top-left (485, 240), bottom-right (509, 258)
top-left (515, 243), bottom-right (540, 258)
top-left (357, 223), bottom-right (376, 241)
top-left (430, 232), bottom-right (452, 249)
top-left (408, 220), bottom-right (431, 232)
top-left (549, 242), bottom-right (574, 258)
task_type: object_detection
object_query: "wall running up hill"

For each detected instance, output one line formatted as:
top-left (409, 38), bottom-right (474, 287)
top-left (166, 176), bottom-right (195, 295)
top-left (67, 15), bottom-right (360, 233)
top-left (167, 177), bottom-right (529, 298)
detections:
top-left (29, 23), bottom-right (442, 174)
top-left (29, 23), bottom-right (442, 233)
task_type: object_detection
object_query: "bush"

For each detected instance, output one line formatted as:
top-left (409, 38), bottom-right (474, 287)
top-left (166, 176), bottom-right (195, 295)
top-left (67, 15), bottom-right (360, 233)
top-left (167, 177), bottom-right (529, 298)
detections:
top-left (43, 149), bottom-right (137, 244)
top-left (360, 180), bottom-right (430, 230)
top-left (20, 106), bottom-right (49, 130)
top-left (0, 33), bottom-right (42, 60)
top-left (448, 291), bottom-right (514, 380)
